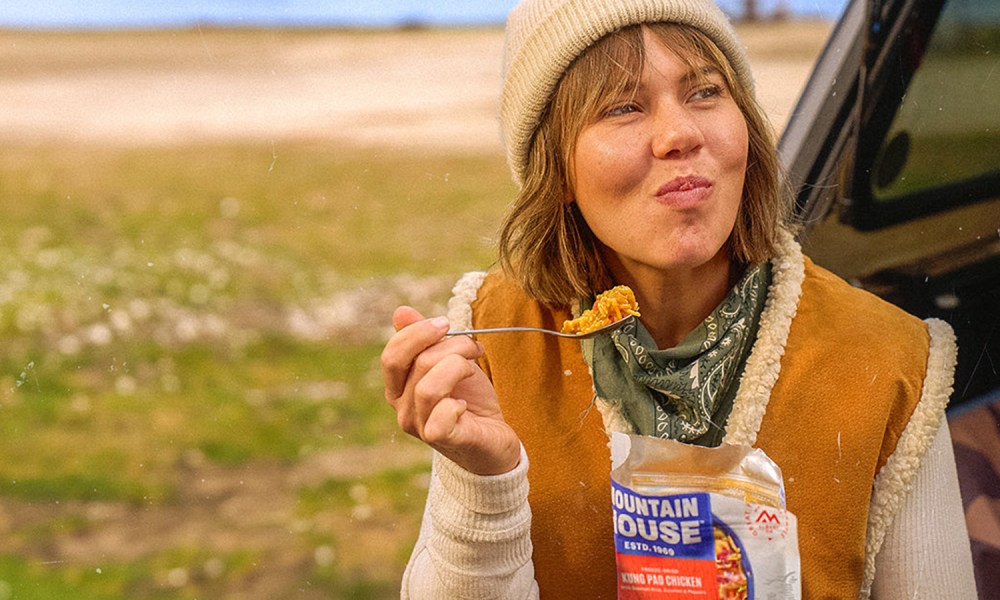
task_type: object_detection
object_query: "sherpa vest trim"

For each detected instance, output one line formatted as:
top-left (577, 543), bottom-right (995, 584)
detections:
top-left (446, 233), bottom-right (955, 600)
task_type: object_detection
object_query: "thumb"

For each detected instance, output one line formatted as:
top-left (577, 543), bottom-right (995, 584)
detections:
top-left (392, 305), bottom-right (425, 332)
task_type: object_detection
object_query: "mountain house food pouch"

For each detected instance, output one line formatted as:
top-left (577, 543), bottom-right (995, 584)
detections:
top-left (609, 432), bottom-right (801, 599)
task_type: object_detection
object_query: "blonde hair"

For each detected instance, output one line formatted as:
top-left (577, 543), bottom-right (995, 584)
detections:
top-left (498, 23), bottom-right (792, 306)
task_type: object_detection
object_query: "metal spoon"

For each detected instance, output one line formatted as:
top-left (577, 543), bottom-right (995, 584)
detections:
top-left (444, 315), bottom-right (635, 340)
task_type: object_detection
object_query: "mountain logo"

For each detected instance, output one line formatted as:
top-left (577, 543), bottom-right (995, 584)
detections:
top-left (745, 505), bottom-right (789, 540)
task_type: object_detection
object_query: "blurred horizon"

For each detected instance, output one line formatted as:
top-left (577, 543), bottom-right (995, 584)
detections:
top-left (0, 0), bottom-right (848, 29)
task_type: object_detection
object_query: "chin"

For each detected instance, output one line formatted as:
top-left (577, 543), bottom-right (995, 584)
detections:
top-left (654, 242), bottom-right (728, 270)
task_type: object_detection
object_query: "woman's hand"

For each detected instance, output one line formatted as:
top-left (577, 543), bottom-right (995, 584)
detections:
top-left (381, 306), bottom-right (521, 475)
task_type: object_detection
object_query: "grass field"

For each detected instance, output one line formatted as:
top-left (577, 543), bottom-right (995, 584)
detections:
top-left (0, 140), bottom-right (514, 599)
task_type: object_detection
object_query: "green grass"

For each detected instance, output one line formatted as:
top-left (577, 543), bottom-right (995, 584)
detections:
top-left (0, 549), bottom-right (266, 600)
top-left (0, 555), bottom-right (120, 600)
top-left (1, 142), bottom-right (511, 278)
top-left (0, 140), bottom-right (511, 597)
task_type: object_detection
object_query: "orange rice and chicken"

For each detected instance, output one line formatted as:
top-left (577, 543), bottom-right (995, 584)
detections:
top-left (560, 285), bottom-right (640, 335)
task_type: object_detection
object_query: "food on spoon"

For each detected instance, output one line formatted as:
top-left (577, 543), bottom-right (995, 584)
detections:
top-left (560, 285), bottom-right (640, 335)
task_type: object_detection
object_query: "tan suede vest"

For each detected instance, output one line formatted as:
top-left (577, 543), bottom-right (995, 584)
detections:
top-left (448, 238), bottom-right (954, 600)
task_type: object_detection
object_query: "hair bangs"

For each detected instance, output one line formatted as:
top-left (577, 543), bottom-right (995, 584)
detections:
top-left (550, 26), bottom-right (646, 171)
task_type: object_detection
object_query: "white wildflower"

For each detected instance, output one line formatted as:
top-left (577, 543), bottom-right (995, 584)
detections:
top-left (127, 298), bottom-right (152, 321)
top-left (109, 310), bottom-right (133, 333)
top-left (85, 323), bottom-right (113, 346)
top-left (115, 375), bottom-right (137, 396)
top-left (174, 315), bottom-right (200, 342)
top-left (166, 567), bottom-right (188, 588)
top-left (57, 335), bottom-right (83, 355)
top-left (314, 545), bottom-right (335, 568)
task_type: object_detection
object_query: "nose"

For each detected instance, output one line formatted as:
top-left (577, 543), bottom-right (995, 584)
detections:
top-left (650, 106), bottom-right (704, 159)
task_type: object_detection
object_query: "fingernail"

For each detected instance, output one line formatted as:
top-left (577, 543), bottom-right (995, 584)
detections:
top-left (429, 316), bottom-right (450, 330)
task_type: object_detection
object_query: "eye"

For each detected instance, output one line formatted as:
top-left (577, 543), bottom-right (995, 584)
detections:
top-left (604, 103), bottom-right (640, 117)
top-left (689, 84), bottom-right (723, 101)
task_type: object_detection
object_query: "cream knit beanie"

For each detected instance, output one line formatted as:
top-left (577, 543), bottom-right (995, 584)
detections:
top-left (501, 0), bottom-right (753, 185)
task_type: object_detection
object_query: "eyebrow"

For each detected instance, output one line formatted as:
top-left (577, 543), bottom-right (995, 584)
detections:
top-left (629, 62), bottom-right (725, 96)
top-left (639, 60), bottom-right (723, 88)
top-left (682, 65), bottom-right (723, 84)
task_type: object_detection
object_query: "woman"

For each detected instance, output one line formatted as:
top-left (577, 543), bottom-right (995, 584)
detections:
top-left (380, 0), bottom-right (978, 597)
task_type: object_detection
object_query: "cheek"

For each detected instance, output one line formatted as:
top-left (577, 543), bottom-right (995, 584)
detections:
top-left (572, 133), bottom-right (644, 200)
top-left (718, 115), bottom-right (750, 173)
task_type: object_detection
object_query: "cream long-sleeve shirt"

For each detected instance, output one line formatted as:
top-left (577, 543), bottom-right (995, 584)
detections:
top-left (401, 419), bottom-right (977, 599)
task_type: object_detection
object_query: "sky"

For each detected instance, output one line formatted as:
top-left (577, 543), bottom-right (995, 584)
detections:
top-left (0, 0), bottom-right (851, 29)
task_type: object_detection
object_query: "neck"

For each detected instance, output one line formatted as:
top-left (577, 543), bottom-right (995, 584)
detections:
top-left (611, 254), bottom-right (734, 349)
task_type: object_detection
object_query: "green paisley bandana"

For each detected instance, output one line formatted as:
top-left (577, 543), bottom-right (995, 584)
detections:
top-left (583, 263), bottom-right (771, 447)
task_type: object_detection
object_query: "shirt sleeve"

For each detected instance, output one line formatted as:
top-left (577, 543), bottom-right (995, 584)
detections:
top-left (401, 445), bottom-right (539, 599)
top-left (871, 418), bottom-right (978, 599)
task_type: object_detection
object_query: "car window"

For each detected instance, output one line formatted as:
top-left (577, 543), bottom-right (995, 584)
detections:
top-left (869, 0), bottom-right (1000, 206)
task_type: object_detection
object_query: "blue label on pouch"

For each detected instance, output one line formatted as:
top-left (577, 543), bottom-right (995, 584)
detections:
top-left (611, 481), bottom-right (715, 560)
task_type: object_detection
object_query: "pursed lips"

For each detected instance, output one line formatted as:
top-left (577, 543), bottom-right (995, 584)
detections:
top-left (654, 175), bottom-right (712, 207)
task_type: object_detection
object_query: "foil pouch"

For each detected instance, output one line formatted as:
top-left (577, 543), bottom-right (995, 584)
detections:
top-left (610, 432), bottom-right (801, 599)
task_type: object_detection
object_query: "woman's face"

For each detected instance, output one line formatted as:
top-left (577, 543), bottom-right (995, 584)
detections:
top-left (570, 29), bottom-right (748, 284)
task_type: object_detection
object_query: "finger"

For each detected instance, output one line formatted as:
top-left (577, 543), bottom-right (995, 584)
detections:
top-left (394, 396), bottom-right (421, 438)
top-left (411, 335), bottom-right (483, 381)
top-left (422, 397), bottom-right (468, 445)
top-left (387, 336), bottom-right (483, 442)
top-left (412, 354), bottom-right (479, 435)
top-left (381, 313), bottom-right (451, 403)
top-left (384, 325), bottom-right (482, 406)
top-left (392, 305), bottom-right (425, 332)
